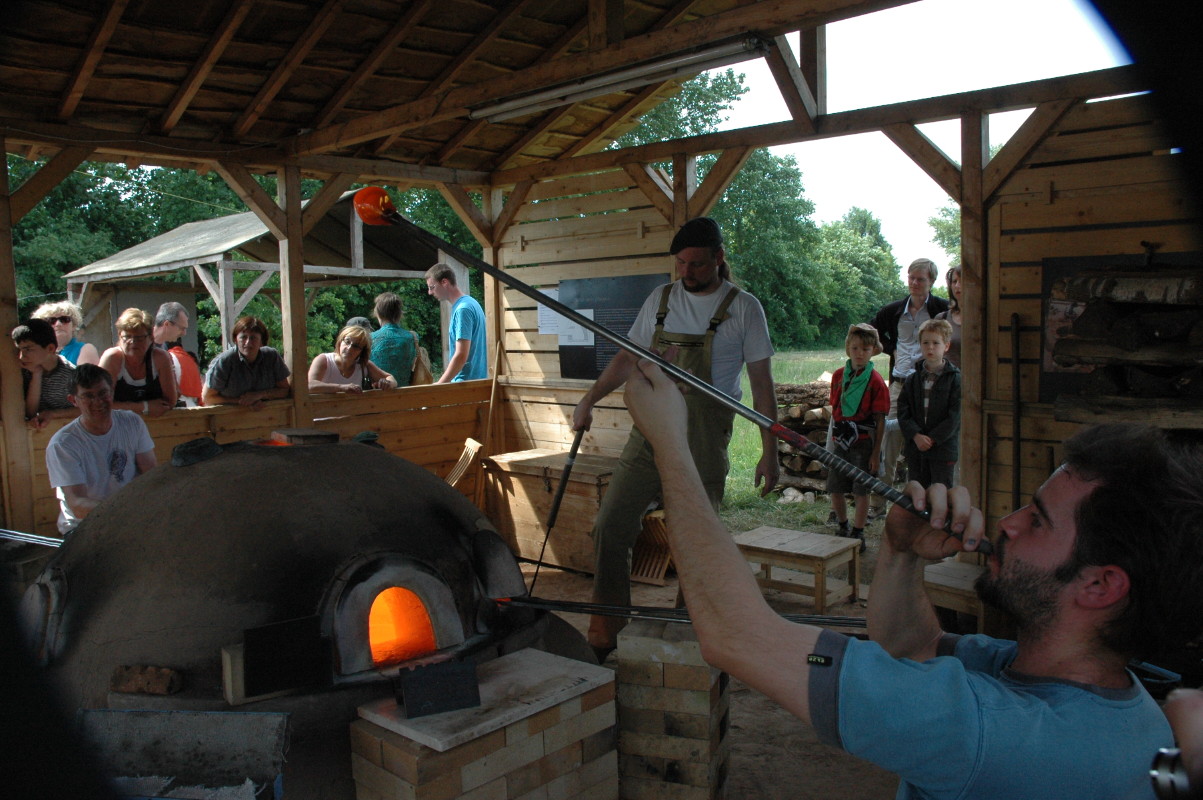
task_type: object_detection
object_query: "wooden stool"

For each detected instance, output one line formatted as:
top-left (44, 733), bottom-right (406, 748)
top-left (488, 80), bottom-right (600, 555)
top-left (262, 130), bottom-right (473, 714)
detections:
top-left (732, 526), bottom-right (860, 613)
top-left (923, 558), bottom-right (996, 634)
top-left (631, 509), bottom-right (673, 586)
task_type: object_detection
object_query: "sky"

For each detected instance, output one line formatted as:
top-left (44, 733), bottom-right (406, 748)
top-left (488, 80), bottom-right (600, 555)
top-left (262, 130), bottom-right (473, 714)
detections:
top-left (711, 0), bottom-right (1130, 279)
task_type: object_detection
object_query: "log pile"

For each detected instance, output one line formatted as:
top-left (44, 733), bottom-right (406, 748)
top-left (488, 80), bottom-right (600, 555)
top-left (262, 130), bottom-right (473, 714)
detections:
top-left (775, 376), bottom-right (833, 492)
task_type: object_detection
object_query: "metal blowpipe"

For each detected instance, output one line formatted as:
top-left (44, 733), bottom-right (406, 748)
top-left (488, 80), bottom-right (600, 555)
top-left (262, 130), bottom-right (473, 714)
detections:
top-left (353, 188), bottom-right (991, 555)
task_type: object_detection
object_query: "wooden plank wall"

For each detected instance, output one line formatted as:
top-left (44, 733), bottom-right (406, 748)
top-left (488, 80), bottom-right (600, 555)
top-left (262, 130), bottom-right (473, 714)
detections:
top-left (495, 169), bottom-right (674, 458)
top-left (11, 381), bottom-right (491, 536)
top-left (983, 93), bottom-right (1202, 525)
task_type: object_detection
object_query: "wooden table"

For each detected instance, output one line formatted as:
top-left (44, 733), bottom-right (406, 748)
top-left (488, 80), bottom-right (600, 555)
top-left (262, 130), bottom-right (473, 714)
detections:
top-left (732, 526), bottom-right (860, 613)
top-left (923, 558), bottom-right (997, 634)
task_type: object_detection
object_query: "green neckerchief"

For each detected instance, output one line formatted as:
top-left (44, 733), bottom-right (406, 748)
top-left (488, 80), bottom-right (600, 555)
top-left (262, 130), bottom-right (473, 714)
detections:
top-left (841, 360), bottom-right (874, 418)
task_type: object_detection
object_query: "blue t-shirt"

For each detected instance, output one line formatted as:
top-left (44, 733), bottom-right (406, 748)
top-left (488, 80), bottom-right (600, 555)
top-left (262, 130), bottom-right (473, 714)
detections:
top-left (808, 630), bottom-right (1168, 799)
top-left (448, 295), bottom-right (486, 381)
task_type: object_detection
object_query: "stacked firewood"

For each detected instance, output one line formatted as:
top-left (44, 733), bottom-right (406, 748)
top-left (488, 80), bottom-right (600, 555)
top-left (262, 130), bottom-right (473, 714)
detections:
top-left (774, 376), bottom-right (833, 492)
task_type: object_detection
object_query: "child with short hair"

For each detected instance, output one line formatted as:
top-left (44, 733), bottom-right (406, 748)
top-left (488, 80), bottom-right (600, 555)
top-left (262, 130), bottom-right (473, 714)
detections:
top-left (897, 318), bottom-right (961, 488)
top-left (827, 323), bottom-right (889, 552)
top-left (12, 317), bottom-right (78, 429)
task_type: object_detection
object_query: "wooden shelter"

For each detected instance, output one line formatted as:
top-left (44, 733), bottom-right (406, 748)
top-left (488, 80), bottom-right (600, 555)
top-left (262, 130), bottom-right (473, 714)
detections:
top-left (1, 0), bottom-right (1200, 543)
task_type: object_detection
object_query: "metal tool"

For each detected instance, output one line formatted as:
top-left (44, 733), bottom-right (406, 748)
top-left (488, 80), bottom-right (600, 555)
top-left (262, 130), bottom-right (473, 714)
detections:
top-left (0, 527), bottom-right (62, 548)
top-left (354, 187), bottom-right (991, 555)
top-left (529, 427), bottom-right (586, 594)
top-left (496, 595), bottom-right (867, 629)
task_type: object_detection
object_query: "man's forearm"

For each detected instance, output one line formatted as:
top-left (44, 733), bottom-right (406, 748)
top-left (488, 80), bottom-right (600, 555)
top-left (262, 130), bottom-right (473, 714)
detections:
top-left (866, 540), bottom-right (944, 660)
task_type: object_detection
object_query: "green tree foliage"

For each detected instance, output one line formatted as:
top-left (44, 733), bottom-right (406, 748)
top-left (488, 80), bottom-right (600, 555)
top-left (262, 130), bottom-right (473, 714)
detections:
top-left (614, 71), bottom-right (747, 147)
top-left (927, 203), bottom-right (960, 264)
top-left (813, 208), bottom-right (905, 343)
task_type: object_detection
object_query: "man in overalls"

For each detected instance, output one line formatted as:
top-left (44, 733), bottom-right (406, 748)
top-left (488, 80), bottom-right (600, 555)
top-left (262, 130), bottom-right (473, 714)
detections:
top-left (572, 217), bottom-right (778, 660)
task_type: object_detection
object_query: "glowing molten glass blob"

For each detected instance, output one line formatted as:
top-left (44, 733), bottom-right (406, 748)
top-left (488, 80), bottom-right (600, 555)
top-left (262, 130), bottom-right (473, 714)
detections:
top-left (368, 587), bottom-right (437, 666)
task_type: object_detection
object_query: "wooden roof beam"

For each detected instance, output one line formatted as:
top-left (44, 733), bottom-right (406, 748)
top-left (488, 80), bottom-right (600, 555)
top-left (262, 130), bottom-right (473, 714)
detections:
top-left (765, 35), bottom-right (818, 133)
top-left (372, 0), bottom-right (536, 155)
top-left (300, 173), bottom-right (357, 236)
top-left (159, 0), bottom-right (252, 134)
top-left (59, 0), bottom-right (130, 121)
top-left (489, 181), bottom-right (534, 247)
top-left (882, 122), bottom-right (960, 200)
top-left (231, 0), bottom-right (346, 139)
top-left (624, 162), bottom-right (675, 222)
top-left (489, 65), bottom-right (1143, 186)
top-left (215, 161), bottom-right (287, 240)
top-left (286, 0), bottom-right (917, 156)
top-left (983, 98), bottom-right (1076, 201)
top-left (438, 183), bottom-right (494, 248)
top-left (687, 145), bottom-right (753, 215)
top-left (589, 0), bottom-right (626, 50)
top-left (10, 145), bottom-right (93, 223)
top-left (315, 0), bottom-right (435, 129)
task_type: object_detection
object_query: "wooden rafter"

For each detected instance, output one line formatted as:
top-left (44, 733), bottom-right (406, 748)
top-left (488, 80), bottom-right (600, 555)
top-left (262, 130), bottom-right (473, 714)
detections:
top-left (765, 35), bottom-right (817, 133)
top-left (10, 146), bottom-right (93, 223)
top-left (299, 173), bottom-right (357, 235)
top-left (797, 26), bottom-right (827, 115)
top-left (489, 180), bottom-right (534, 246)
top-left (688, 146), bottom-right (752, 215)
top-left (487, 66), bottom-right (1140, 187)
top-left (315, 0), bottom-right (434, 129)
top-left (287, 0), bottom-right (917, 157)
top-left (438, 183), bottom-right (493, 247)
top-left (427, 4), bottom-right (585, 164)
top-left (231, 0), bottom-right (346, 139)
top-left (623, 162), bottom-right (674, 222)
top-left (59, 0), bottom-right (130, 121)
top-left (589, 0), bottom-right (626, 49)
top-left (371, 0), bottom-right (535, 155)
top-left (159, 0), bottom-right (252, 134)
top-left (983, 99), bottom-right (1076, 200)
top-left (882, 122), bottom-right (961, 200)
top-left (673, 153), bottom-right (697, 224)
top-left (505, 0), bottom-right (702, 167)
top-left (214, 161), bottom-right (286, 239)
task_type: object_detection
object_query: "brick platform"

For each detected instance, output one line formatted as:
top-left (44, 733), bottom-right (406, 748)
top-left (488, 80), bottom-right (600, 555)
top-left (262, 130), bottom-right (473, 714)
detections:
top-left (615, 620), bottom-right (729, 800)
top-left (352, 649), bottom-right (618, 799)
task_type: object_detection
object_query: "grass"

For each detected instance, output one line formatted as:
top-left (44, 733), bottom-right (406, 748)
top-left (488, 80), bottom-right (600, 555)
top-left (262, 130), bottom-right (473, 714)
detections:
top-left (718, 348), bottom-right (890, 533)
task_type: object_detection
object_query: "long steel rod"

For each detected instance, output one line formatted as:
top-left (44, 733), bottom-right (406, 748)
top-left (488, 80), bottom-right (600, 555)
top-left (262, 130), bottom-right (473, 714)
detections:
top-left (0, 527), bottom-right (62, 547)
top-left (498, 596), bottom-right (867, 628)
top-left (364, 198), bottom-right (989, 554)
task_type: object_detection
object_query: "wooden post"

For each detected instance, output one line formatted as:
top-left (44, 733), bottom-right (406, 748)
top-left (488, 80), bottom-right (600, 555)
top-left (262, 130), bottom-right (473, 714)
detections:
top-left (960, 112), bottom-right (988, 506)
top-left (0, 137), bottom-right (35, 531)
top-left (276, 166), bottom-right (311, 427)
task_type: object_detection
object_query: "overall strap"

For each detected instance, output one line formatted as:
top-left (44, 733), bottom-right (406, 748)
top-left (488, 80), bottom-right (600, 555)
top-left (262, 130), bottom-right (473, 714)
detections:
top-left (654, 284), bottom-right (674, 331)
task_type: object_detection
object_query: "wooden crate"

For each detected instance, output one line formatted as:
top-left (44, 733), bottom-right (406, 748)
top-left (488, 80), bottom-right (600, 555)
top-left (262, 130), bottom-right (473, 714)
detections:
top-left (482, 448), bottom-right (618, 573)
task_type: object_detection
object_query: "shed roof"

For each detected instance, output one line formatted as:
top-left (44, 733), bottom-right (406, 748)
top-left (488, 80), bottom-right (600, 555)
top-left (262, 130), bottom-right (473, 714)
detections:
top-left (64, 192), bottom-right (475, 285)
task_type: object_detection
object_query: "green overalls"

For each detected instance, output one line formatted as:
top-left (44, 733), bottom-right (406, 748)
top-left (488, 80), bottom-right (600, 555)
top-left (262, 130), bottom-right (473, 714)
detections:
top-left (589, 284), bottom-right (741, 647)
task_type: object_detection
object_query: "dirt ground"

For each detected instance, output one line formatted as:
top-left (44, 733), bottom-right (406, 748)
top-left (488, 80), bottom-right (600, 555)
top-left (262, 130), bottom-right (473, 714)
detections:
top-left (520, 517), bottom-right (900, 800)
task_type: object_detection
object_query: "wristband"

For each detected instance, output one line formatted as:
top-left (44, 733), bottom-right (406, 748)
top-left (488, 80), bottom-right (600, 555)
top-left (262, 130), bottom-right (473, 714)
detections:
top-left (142, 401), bottom-right (148, 414)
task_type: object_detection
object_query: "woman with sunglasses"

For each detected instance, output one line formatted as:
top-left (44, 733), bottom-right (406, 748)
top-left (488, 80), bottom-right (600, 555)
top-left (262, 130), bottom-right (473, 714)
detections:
top-left (307, 324), bottom-right (397, 394)
top-left (98, 308), bottom-right (178, 417)
top-left (32, 300), bottom-right (100, 366)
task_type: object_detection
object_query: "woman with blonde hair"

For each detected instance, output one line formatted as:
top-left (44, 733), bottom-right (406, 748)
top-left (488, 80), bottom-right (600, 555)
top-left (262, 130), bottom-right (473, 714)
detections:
top-left (307, 324), bottom-right (397, 393)
top-left (32, 300), bottom-right (99, 366)
top-left (98, 307), bottom-right (178, 417)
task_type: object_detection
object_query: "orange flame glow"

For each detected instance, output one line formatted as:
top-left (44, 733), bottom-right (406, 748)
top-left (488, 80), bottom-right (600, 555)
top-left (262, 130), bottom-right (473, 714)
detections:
top-left (368, 587), bottom-right (437, 666)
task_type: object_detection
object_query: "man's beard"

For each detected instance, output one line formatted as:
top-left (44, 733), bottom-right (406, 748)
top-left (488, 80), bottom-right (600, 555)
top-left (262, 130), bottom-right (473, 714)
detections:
top-left (974, 537), bottom-right (1076, 637)
top-left (682, 274), bottom-right (719, 293)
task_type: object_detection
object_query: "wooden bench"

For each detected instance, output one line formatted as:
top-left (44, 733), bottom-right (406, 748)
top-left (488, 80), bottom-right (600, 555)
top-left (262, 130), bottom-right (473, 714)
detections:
top-left (732, 526), bottom-right (860, 613)
top-left (923, 558), bottom-right (999, 634)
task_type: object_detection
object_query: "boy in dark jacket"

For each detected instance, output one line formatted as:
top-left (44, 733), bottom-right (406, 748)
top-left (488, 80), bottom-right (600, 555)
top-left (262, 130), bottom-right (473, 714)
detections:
top-left (827, 323), bottom-right (889, 551)
top-left (898, 318), bottom-right (961, 488)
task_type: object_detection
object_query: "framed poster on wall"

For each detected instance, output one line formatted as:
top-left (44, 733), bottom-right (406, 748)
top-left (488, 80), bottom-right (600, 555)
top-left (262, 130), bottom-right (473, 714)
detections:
top-left (556, 274), bottom-right (670, 380)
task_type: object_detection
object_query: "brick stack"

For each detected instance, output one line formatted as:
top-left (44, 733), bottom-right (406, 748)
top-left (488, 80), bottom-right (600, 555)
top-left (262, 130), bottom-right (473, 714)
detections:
top-left (350, 648), bottom-right (618, 800)
top-left (615, 620), bottom-right (730, 799)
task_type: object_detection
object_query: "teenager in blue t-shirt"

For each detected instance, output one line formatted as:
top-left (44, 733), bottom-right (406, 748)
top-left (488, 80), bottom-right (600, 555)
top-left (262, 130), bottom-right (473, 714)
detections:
top-left (424, 263), bottom-right (486, 382)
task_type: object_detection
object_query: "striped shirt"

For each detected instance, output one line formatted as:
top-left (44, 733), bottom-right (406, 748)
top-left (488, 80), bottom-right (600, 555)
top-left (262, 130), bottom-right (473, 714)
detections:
top-left (22, 355), bottom-right (76, 413)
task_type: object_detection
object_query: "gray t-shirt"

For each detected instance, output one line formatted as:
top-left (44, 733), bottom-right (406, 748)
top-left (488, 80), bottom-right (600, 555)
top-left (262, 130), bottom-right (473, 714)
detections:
top-left (204, 346), bottom-right (290, 399)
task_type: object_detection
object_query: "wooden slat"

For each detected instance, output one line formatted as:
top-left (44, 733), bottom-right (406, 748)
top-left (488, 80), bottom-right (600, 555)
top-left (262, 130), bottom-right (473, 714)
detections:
top-left (59, 0), bottom-right (130, 120)
top-left (159, 0), bottom-right (253, 133)
top-left (1055, 93), bottom-right (1160, 132)
top-left (525, 170), bottom-right (633, 202)
top-left (499, 228), bottom-right (673, 265)
top-left (994, 154), bottom-right (1186, 198)
top-left (999, 186), bottom-right (1198, 231)
top-left (502, 258), bottom-right (669, 285)
top-left (998, 266), bottom-right (1041, 295)
top-left (997, 223), bottom-right (1203, 263)
top-left (1027, 122), bottom-right (1174, 164)
top-left (513, 187), bottom-right (651, 222)
top-left (497, 205), bottom-right (667, 245)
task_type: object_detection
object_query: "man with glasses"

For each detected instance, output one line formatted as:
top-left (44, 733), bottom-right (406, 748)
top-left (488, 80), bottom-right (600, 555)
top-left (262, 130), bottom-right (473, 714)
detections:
top-left (45, 364), bottom-right (156, 535)
top-left (153, 301), bottom-right (203, 406)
